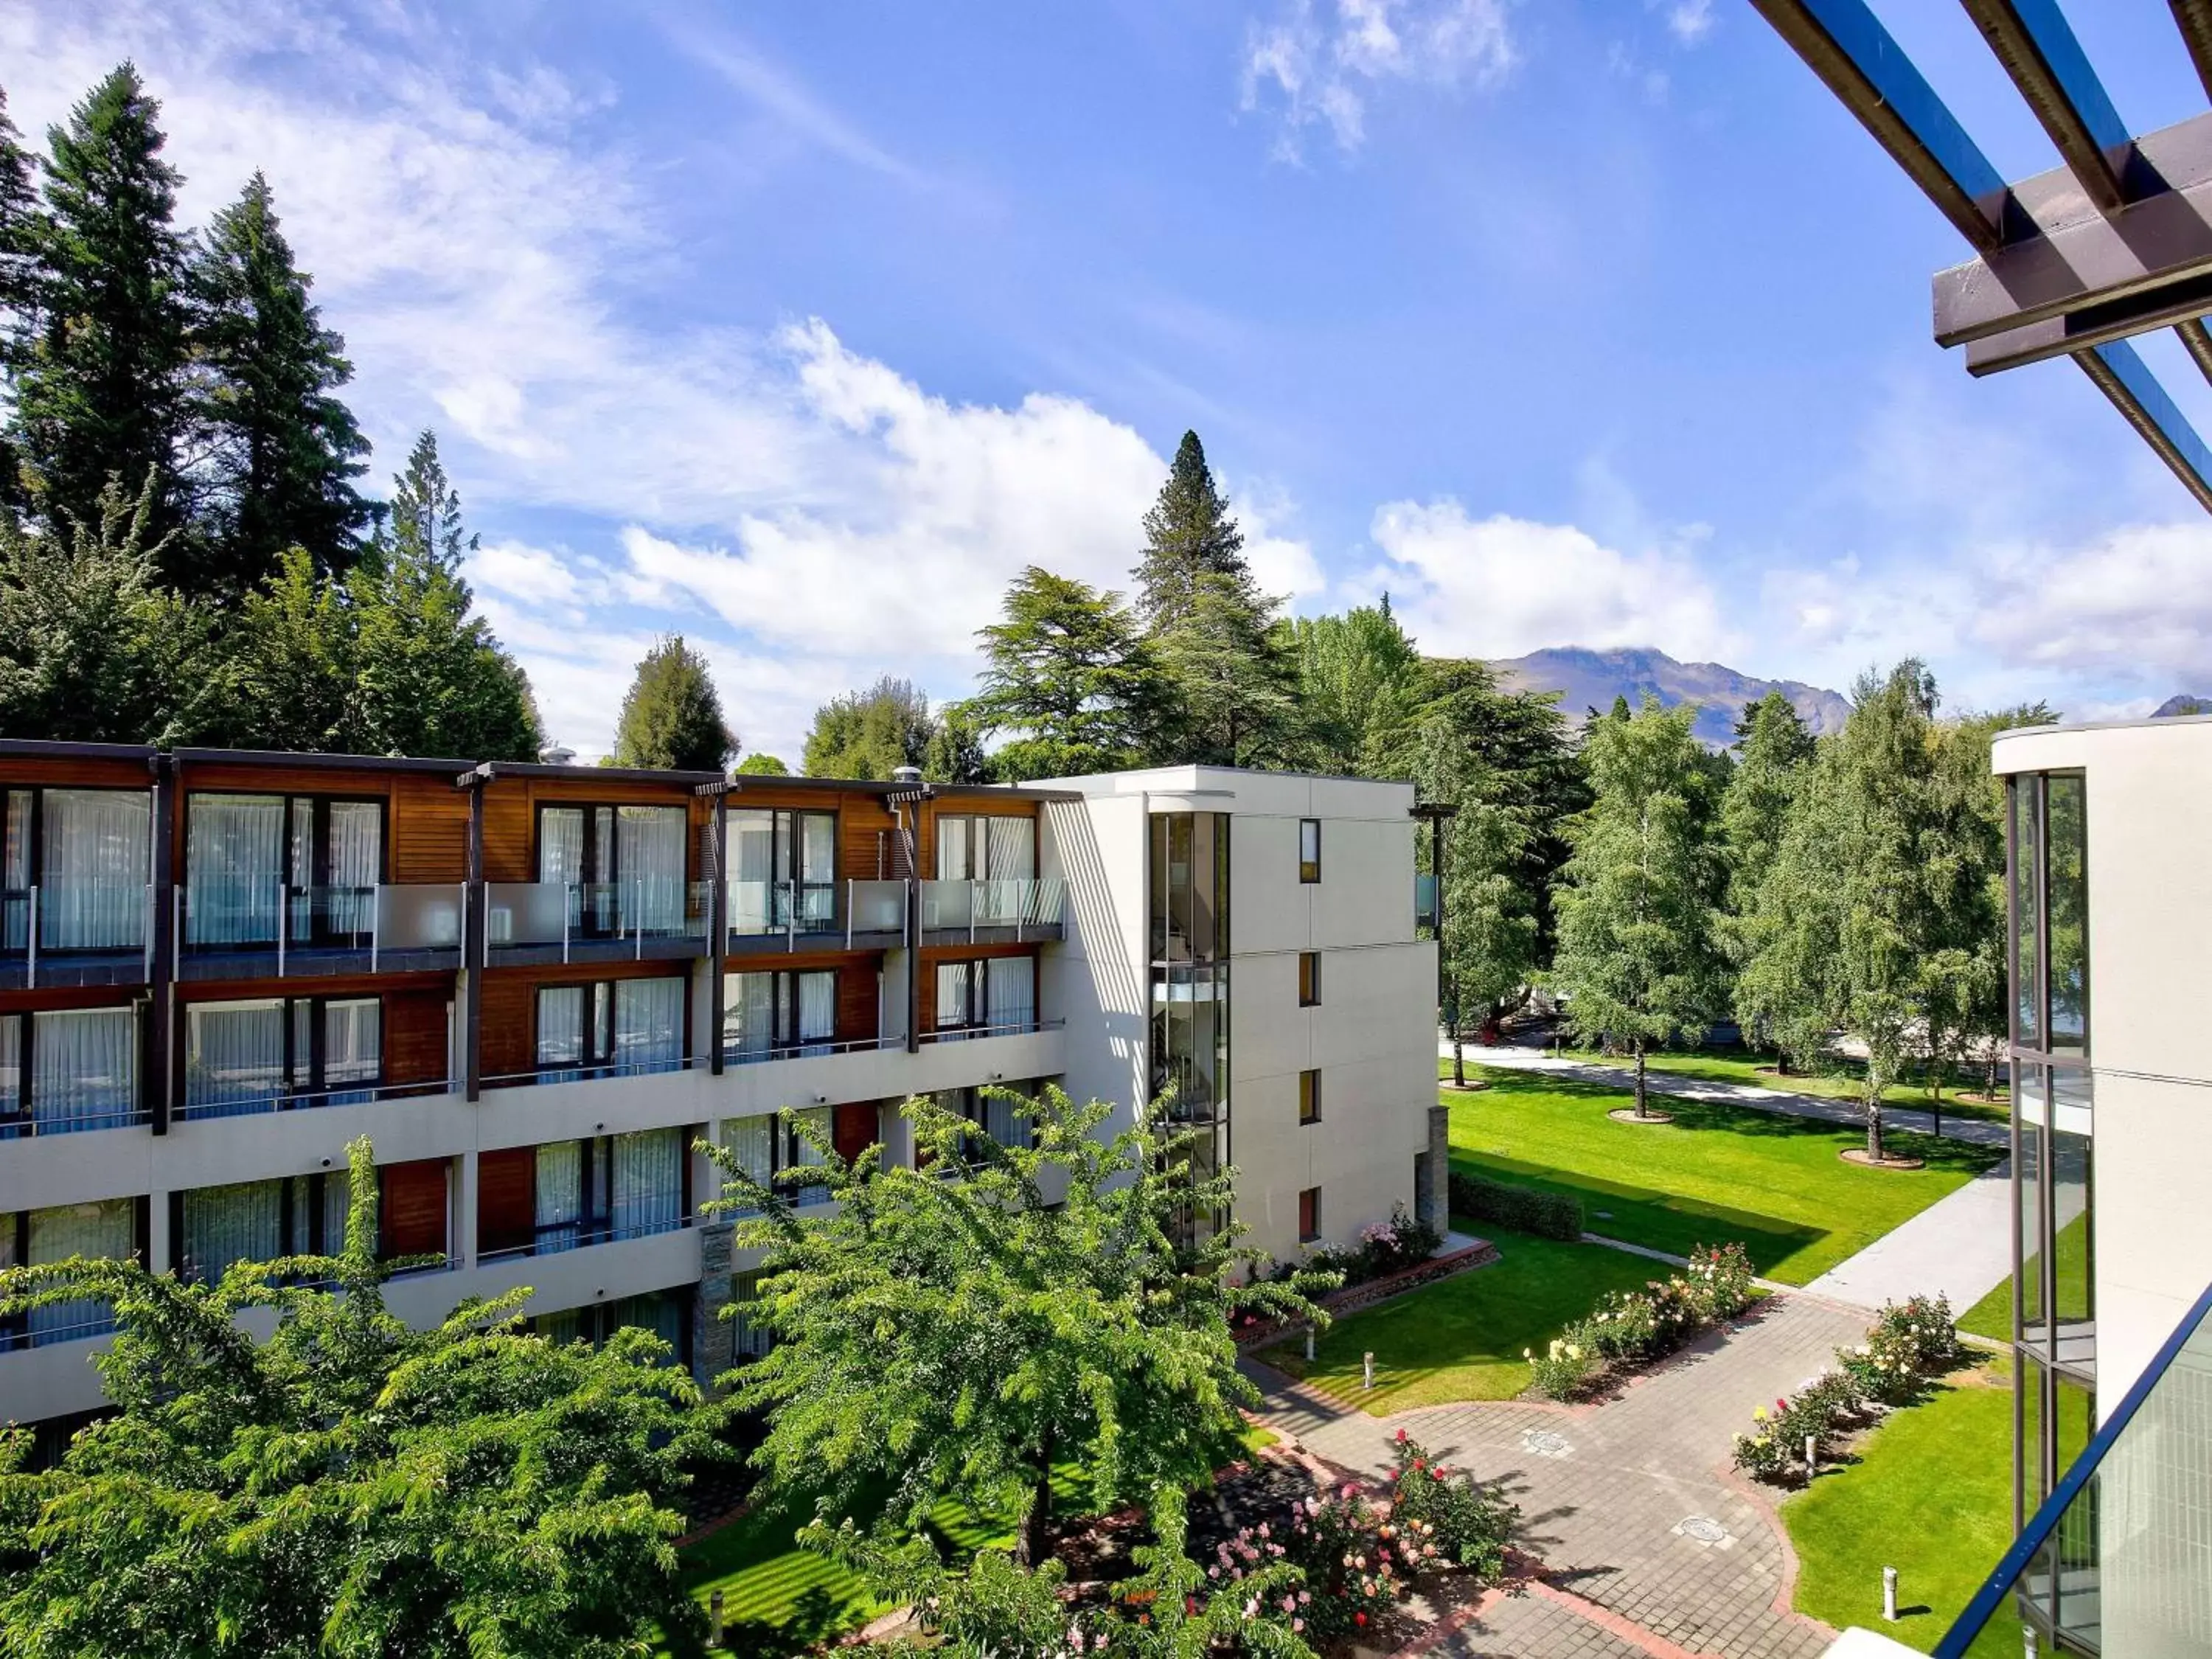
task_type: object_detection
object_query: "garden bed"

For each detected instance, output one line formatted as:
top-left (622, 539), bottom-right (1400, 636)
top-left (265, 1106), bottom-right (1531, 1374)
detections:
top-left (1236, 1234), bottom-right (1498, 1349)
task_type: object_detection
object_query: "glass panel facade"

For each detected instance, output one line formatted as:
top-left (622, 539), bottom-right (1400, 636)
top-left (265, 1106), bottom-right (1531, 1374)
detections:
top-left (2046, 775), bottom-right (2087, 1057)
top-left (1150, 813), bottom-right (1230, 1242)
top-left (2011, 777), bottom-right (2042, 1051)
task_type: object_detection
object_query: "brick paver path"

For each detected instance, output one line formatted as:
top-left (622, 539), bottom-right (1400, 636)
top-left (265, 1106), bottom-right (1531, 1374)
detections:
top-left (1248, 1292), bottom-right (1871, 1658)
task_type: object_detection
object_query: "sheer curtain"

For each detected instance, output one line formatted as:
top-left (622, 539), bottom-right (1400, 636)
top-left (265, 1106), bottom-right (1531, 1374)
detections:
top-left (788, 1107), bottom-right (830, 1204)
top-left (727, 809), bottom-right (775, 934)
top-left (986, 1085), bottom-right (1033, 1150)
top-left (936, 816), bottom-right (971, 880)
top-left (185, 1001), bottom-right (285, 1117)
top-left (1, 1015), bottom-right (20, 1125)
top-left (318, 1170), bottom-right (352, 1256)
top-left (41, 789), bottom-right (150, 951)
top-left (324, 1000), bottom-right (380, 1103)
top-left (612, 1127), bottom-right (682, 1237)
top-left (723, 1115), bottom-right (776, 1216)
top-left (187, 795), bottom-right (284, 945)
top-left (981, 816), bottom-right (1035, 922)
top-left (729, 1269), bottom-right (773, 1358)
top-left (618, 807), bottom-right (686, 934)
top-left (987, 956), bottom-right (1036, 1035)
top-left (536, 987), bottom-right (584, 1082)
top-left (798, 813), bottom-right (836, 926)
top-left (539, 808), bottom-right (584, 884)
top-left (724, 973), bottom-right (774, 1061)
top-left (35, 1007), bottom-right (139, 1131)
top-left (181, 1178), bottom-right (283, 1284)
top-left (935, 962), bottom-right (972, 1039)
top-left (797, 970), bottom-right (836, 1055)
top-left (613, 976), bottom-right (684, 1074)
top-left (27, 1197), bottom-right (133, 1343)
top-left (2, 791), bottom-right (27, 950)
top-left (327, 802), bottom-right (380, 938)
top-left (535, 1139), bottom-right (582, 1253)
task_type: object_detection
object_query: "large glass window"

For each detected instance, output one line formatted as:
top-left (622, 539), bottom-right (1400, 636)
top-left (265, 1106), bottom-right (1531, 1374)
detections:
top-left (931, 956), bottom-right (1037, 1039)
top-left (1150, 813), bottom-right (1231, 1224)
top-left (726, 808), bottom-right (835, 934)
top-left (0, 1006), bottom-right (140, 1135)
top-left (182, 995), bottom-right (382, 1116)
top-left (534, 976), bottom-right (686, 1080)
top-left (2, 1198), bottom-right (137, 1348)
top-left (2045, 775), bottom-right (2088, 1057)
top-left (722, 969), bottom-right (837, 1060)
top-left (936, 814), bottom-right (1036, 881)
top-left (178, 1178), bottom-right (285, 1286)
top-left (0, 787), bottom-right (153, 953)
top-left (537, 804), bottom-right (688, 936)
top-left (184, 793), bottom-right (383, 948)
top-left (2010, 778), bottom-right (2042, 1050)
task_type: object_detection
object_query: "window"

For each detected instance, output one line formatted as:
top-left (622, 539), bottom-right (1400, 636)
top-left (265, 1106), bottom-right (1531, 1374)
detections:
top-left (729, 1270), bottom-right (773, 1359)
top-left (936, 814), bottom-right (1037, 882)
top-left (2, 787), bottom-right (151, 953)
top-left (1298, 1186), bottom-right (1321, 1244)
top-left (932, 1085), bottom-right (1035, 1161)
top-left (1298, 818), bottom-right (1321, 884)
top-left (175, 1175), bottom-right (347, 1284)
top-left (183, 996), bottom-right (381, 1117)
top-left (537, 803), bottom-right (689, 936)
top-left (534, 976), bottom-right (685, 1080)
top-left (722, 1114), bottom-right (779, 1217)
top-left (1299, 1068), bottom-right (1321, 1124)
top-left (723, 968), bottom-right (838, 1060)
top-left (932, 955), bottom-right (1037, 1039)
top-left (0, 1006), bottom-right (141, 1136)
top-left (184, 793), bottom-right (383, 947)
top-left (1298, 951), bottom-right (1321, 1007)
top-left (1, 1198), bottom-right (141, 1349)
top-left (538, 1288), bottom-right (689, 1359)
top-left (726, 807), bottom-right (837, 934)
top-left (479, 1130), bottom-right (686, 1256)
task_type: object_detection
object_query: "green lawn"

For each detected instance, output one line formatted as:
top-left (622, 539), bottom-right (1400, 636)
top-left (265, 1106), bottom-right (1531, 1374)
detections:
top-left (1259, 1223), bottom-right (1663, 1411)
top-left (1448, 1066), bottom-right (2003, 1285)
top-left (1784, 1361), bottom-right (2019, 1657)
top-left (1958, 1208), bottom-right (2087, 1345)
top-left (1527, 1046), bottom-right (2010, 1125)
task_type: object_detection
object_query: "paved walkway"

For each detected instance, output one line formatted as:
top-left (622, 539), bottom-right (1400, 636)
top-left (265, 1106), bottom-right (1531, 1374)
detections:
top-left (1249, 1292), bottom-right (1871, 1658)
top-left (1804, 1160), bottom-right (2012, 1313)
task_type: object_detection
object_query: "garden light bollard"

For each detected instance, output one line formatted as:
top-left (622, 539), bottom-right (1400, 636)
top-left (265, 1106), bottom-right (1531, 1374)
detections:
top-left (1882, 1567), bottom-right (1898, 1622)
top-left (1363, 1351), bottom-right (1375, 1390)
top-left (709, 1589), bottom-right (724, 1648)
top-left (1806, 1433), bottom-right (1818, 1475)
top-left (1304, 1327), bottom-right (1315, 1363)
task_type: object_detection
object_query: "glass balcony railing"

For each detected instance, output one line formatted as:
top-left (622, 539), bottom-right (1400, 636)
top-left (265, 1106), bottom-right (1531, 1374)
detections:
top-left (1935, 1279), bottom-right (2212, 1658)
top-left (917, 877), bottom-right (1065, 936)
top-left (1, 881), bottom-right (152, 961)
top-left (484, 880), bottom-right (710, 953)
top-left (726, 878), bottom-right (840, 939)
top-left (1415, 871), bottom-right (1439, 928)
top-left (178, 883), bottom-right (470, 968)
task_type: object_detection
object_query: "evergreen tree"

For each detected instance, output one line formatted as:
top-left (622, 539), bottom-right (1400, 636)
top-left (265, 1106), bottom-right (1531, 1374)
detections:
top-left (963, 565), bottom-right (1169, 776)
top-left (1290, 601), bottom-right (1422, 776)
top-left (0, 89), bottom-right (40, 510)
top-left (189, 171), bottom-right (372, 590)
top-left (1130, 429), bottom-right (1249, 625)
top-left (1722, 692), bottom-right (1816, 916)
top-left (922, 701), bottom-right (990, 783)
top-left (346, 431), bottom-right (540, 760)
top-left (802, 675), bottom-right (936, 779)
top-left (1150, 571), bottom-right (1298, 766)
top-left (9, 65), bottom-right (195, 560)
top-left (1546, 697), bottom-right (1726, 1117)
top-left (611, 633), bottom-right (736, 772)
top-left (212, 546), bottom-right (354, 751)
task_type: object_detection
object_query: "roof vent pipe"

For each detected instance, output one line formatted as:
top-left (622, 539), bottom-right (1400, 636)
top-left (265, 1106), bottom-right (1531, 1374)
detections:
top-left (890, 765), bottom-right (924, 785)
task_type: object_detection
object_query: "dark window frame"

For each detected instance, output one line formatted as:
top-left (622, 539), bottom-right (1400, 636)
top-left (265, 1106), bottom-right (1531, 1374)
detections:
top-left (1297, 1185), bottom-right (1321, 1243)
top-left (1298, 818), bottom-right (1321, 884)
top-left (0, 1002), bottom-right (150, 1135)
top-left (533, 974), bottom-right (692, 1080)
top-left (183, 789), bottom-right (389, 948)
top-left (1298, 1068), bottom-right (1321, 1125)
top-left (1298, 950), bottom-right (1321, 1007)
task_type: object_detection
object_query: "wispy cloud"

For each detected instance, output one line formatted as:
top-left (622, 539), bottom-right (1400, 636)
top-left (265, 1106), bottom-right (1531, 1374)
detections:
top-left (1659, 0), bottom-right (1715, 46)
top-left (1240, 0), bottom-right (1516, 161)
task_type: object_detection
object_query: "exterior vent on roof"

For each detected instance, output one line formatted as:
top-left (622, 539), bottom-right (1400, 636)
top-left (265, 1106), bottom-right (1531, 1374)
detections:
top-left (890, 765), bottom-right (923, 784)
top-left (540, 744), bottom-right (576, 765)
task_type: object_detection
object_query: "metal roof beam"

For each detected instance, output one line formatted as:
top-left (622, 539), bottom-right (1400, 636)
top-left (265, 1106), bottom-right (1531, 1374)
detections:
top-left (1958, 0), bottom-right (2131, 210)
top-left (1749, 0), bottom-right (2013, 250)
top-left (2076, 341), bottom-right (2212, 512)
top-left (2172, 0), bottom-right (2212, 107)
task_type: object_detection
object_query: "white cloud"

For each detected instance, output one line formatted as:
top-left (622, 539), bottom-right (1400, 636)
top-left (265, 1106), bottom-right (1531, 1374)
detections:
top-left (1367, 499), bottom-right (1736, 662)
top-left (1240, 0), bottom-right (1515, 159)
top-left (1660, 0), bottom-right (1714, 45)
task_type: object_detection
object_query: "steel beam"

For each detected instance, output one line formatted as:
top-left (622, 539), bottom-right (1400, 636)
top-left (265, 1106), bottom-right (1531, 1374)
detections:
top-left (2174, 0), bottom-right (2212, 107)
top-left (2076, 341), bottom-right (2212, 512)
top-left (1750, 0), bottom-right (2012, 250)
top-left (2177, 316), bottom-right (2212, 386)
top-left (1958, 0), bottom-right (2130, 210)
top-left (1966, 269), bottom-right (2212, 373)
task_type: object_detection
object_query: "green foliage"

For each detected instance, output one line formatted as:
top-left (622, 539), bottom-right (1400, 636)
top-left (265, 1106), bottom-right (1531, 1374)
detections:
top-left (7, 65), bottom-right (195, 556)
top-left (703, 1085), bottom-right (1328, 1569)
top-left (1130, 430), bottom-right (1248, 627)
top-left (921, 700), bottom-right (990, 783)
top-left (0, 1139), bottom-right (731, 1658)
top-left (1526, 1332), bottom-right (1597, 1400)
top-left (1840, 1293), bottom-right (1960, 1406)
top-left (1722, 692), bottom-right (1815, 928)
top-left (1385, 1430), bottom-right (1517, 1577)
top-left (962, 564), bottom-right (1169, 771)
top-left (187, 171), bottom-right (371, 590)
top-left (1289, 602), bottom-right (1422, 775)
top-left (612, 633), bottom-right (736, 771)
top-left (803, 673), bottom-right (935, 779)
top-left (1546, 696), bottom-right (1726, 1112)
top-left (1444, 1170), bottom-right (1584, 1241)
top-left (733, 751), bottom-right (789, 775)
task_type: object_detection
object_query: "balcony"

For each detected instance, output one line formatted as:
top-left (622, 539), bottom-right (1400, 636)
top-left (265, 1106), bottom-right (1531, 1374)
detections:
top-left (916, 877), bottom-right (1066, 945)
top-left (484, 880), bottom-right (710, 965)
top-left (0, 882), bottom-right (152, 989)
top-left (726, 878), bottom-right (907, 953)
top-left (178, 883), bottom-right (468, 980)
top-left (175, 1074), bottom-right (452, 1126)
top-left (1415, 872), bottom-right (1439, 930)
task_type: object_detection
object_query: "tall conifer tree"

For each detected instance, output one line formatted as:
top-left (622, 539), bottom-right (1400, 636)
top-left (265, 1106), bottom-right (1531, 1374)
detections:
top-left (1130, 430), bottom-right (1249, 625)
top-left (9, 65), bottom-right (195, 560)
top-left (0, 89), bottom-right (41, 512)
top-left (190, 171), bottom-right (371, 590)
top-left (611, 634), bottom-right (737, 772)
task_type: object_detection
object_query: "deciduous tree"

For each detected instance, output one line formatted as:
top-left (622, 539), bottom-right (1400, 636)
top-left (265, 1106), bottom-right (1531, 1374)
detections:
top-left (1290, 599), bottom-right (1422, 776)
top-left (803, 674), bottom-right (936, 779)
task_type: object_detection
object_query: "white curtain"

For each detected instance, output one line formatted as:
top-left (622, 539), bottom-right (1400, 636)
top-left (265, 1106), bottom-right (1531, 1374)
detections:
top-left (724, 973), bottom-right (773, 1060)
top-left (35, 1007), bottom-right (139, 1132)
top-left (186, 1000), bottom-right (284, 1117)
top-left (730, 1269), bottom-right (772, 1358)
top-left (986, 815), bottom-right (1034, 880)
top-left (2, 791), bottom-right (25, 951)
top-left (316, 1170), bottom-right (352, 1256)
top-left (614, 977), bottom-right (684, 1073)
top-left (726, 809), bottom-right (774, 933)
top-left (40, 789), bottom-right (150, 951)
top-left (27, 1197), bottom-right (133, 1343)
top-left (796, 813), bottom-right (835, 926)
top-left (1, 1015), bottom-right (19, 1123)
top-left (986, 1085), bottom-right (1032, 1150)
top-left (723, 1114), bottom-right (776, 1215)
top-left (618, 807), bottom-right (686, 934)
top-left (797, 970), bottom-right (835, 1054)
top-left (538, 808), bottom-right (584, 884)
top-left (987, 956), bottom-right (1036, 1035)
top-left (788, 1107), bottom-right (830, 1202)
top-left (327, 801), bottom-right (380, 937)
top-left (612, 1127), bottom-right (682, 1237)
top-left (537, 987), bottom-right (584, 1081)
top-left (187, 795), bottom-right (284, 945)
top-left (324, 1000), bottom-right (380, 1103)
top-left (181, 1178), bottom-right (283, 1284)
top-left (608, 1289), bottom-right (684, 1354)
top-left (936, 815), bottom-right (971, 880)
top-left (535, 1139), bottom-right (583, 1253)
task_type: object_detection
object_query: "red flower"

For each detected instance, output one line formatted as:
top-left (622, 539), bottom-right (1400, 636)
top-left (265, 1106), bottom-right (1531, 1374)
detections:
top-left (1356, 1612), bottom-right (1368, 1627)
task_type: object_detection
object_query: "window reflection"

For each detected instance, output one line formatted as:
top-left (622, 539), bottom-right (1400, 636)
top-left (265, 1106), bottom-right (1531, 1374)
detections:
top-left (2046, 775), bottom-right (2087, 1056)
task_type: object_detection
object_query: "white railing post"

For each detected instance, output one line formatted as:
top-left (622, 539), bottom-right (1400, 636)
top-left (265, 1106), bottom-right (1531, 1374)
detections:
top-left (970, 880), bottom-right (977, 945)
top-left (371, 885), bottom-right (380, 974)
top-left (635, 880), bottom-right (643, 960)
top-left (26, 886), bottom-right (36, 988)
top-left (174, 886), bottom-right (184, 962)
top-left (562, 883), bottom-right (571, 965)
top-left (276, 880), bottom-right (287, 978)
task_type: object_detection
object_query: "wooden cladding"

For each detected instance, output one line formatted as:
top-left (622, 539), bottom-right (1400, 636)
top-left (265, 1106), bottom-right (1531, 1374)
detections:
top-left (476, 1147), bottom-right (535, 1256)
top-left (379, 1158), bottom-right (450, 1259)
top-left (832, 1101), bottom-right (878, 1164)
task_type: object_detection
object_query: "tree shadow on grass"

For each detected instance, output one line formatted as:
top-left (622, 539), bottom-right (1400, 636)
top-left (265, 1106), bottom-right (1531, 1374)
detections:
top-left (662, 1587), bottom-right (856, 1659)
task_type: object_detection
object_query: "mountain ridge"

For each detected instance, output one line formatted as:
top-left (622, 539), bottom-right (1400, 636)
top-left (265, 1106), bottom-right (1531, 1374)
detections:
top-left (1489, 646), bottom-right (1852, 748)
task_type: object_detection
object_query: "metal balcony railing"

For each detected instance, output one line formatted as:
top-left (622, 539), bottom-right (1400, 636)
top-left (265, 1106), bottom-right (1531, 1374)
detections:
top-left (179, 882), bottom-right (469, 970)
top-left (484, 880), bottom-right (710, 959)
top-left (174, 1074), bottom-right (453, 1124)
top-left (917, 877), bottom-right (1065, 939)
top-left (1935, 1279), bottom-right (2212, 1658)
top-left (1, 881), bottom-right (153, 981)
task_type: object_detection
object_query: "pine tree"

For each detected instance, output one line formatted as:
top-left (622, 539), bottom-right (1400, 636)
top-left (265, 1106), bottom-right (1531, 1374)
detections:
top-left (963, 565), bottom-right (1169, 776)
top-left (9, 65), bottom-right (195, 561)
top-left (347, 431), bottom-right (540, 760)
top-left (0, 88), bottom-right (41, 513)
top-left (189, 172), bottom-right (371, 591)
top-left (611, 633), bottom-right (736, 771)
top-left (1130, 430), bottom-right (1248, 625)
top-left (1722, 692), bottom-right (1816, 916)
top-left (1150, 571), bottom-right (1298, 766)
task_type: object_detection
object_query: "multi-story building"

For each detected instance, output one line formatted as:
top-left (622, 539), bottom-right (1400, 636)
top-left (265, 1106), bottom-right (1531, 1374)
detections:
top-left (0, 744), bottom-right (1440, 1436)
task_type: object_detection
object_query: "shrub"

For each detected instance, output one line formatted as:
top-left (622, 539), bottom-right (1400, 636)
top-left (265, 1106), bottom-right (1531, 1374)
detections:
top-left (1731, 1419), bottom-right (1791, 1483)
top-left (1585, 1290), bottom-right (1663, 1361)
top-left (1268, 1484), bottom-right (1408, 1643)
top-left (1527, 1331), bottom-right (1596, 1400)
top-left (1387, 1430), bottom-right (1518, 1579)
top-left (1356, 1203), bottom-right (1444, 1279)
top-left (1838, 1293), bottom-right (1958, 1405)
top-left (1448, 1171), bottom-right (1584, 1242)
top-left (1733, 1370), bottom-right (1866, 1486)
top-left (1682, 1242), bottom-right (1756, 1321)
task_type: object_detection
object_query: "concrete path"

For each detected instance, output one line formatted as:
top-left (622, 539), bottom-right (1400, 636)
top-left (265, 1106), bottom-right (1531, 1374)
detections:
top-left (1439, 1039), bottom-right (2008, 1150)
top-left (1804, 1160), bottom-right (2013, 1313)
top-left (1248, 1291), bottom-right (1869, 1659)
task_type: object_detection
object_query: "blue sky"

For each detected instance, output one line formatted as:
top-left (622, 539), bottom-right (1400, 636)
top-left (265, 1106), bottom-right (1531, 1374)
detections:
top-left (10, 1), bottom-right (2212, 759)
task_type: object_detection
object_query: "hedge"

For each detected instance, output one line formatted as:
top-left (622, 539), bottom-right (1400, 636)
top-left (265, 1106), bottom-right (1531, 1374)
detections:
top-left (1447, 1170), bottom-right (1584, 1242)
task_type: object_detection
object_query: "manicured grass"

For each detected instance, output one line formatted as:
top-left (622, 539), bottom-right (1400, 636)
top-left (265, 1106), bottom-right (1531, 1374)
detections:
top-left (1448, 1066), bottom-right (2003, 1285)
top-left (1260, 1223), bottom-right (1664, 1411)
top-left (1784, 1361), bottom-right (2019, 1657)
top-left (1958, 1208), bottom-right (2087, 1346)
top-left (1540, 1046), bottom-right (2010, 1125)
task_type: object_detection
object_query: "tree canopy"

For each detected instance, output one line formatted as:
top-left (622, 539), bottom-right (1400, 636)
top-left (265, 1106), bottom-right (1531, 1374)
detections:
top-left (611, 633), bottom-right (737, 772)
top-left (961, 564), bottom-right (1168, 776)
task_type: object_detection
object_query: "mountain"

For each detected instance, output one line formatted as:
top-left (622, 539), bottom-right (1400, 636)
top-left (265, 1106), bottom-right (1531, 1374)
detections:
top-left (1489, 647), bottom-right (1853, 748)
top-left (2154, 695), bottom-right (2212, 717)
